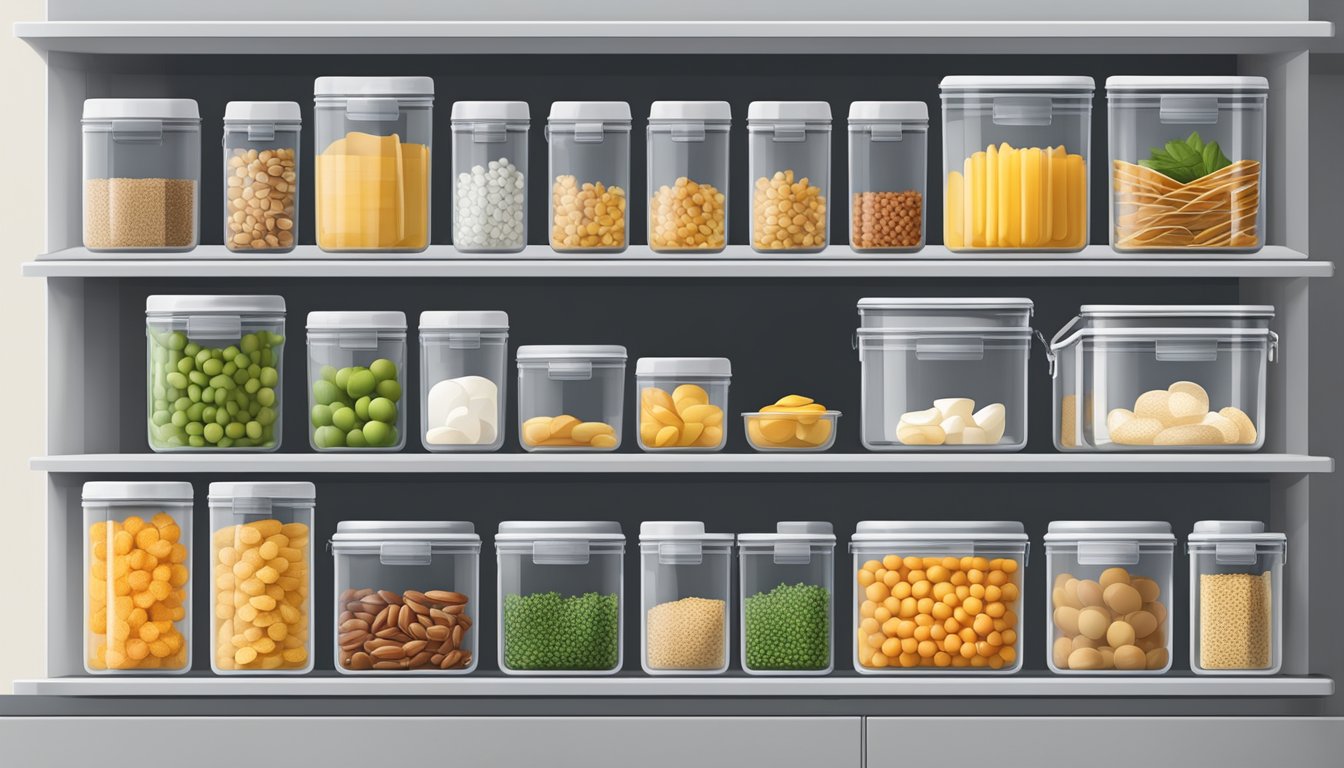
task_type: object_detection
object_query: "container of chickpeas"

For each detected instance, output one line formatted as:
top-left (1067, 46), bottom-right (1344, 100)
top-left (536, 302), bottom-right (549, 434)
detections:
top-left (639, 521), bottom-right (734, 676)
top-left (547, 101), bottom-right (631, 253)
top-left (1188, 520), bottom-right (1285, 675)
top-left (1044, 521), bottom-right (1175, 674)
top-left (848, 102), bottom-right (928, 253)
top-left (223, 101), bottom-right (300, 253)
top-left (851, 521), bottom-right (1027, 673)
top-left (209, 482), bottom-right (315, 675)
top-left (647, 101), bottom-right (730, 253)
top-left (83, 482), bottom-right (193, 675)
top-left (747, 101), bottom-right (831, 254)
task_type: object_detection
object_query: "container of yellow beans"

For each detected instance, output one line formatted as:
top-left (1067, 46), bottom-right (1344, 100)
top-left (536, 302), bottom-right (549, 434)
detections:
top-left (517, 345), bottom-right (627, 451)
top-left (84, 482), bottom-right (193, 675)
top-left (209, 482), bottom-right (314, 675)
top-left (748, 101), bottom-right (831, 253)
top-left (635, 357), bottom-right (731, 452)
top-left (743, 395), bottom-right (840, 452)
top-left (547, 101), bottom-right (631, 253)
top-left (647, 101), bottom-right (730, 253)
top-left (851, 521), bottom-right (1028, 673)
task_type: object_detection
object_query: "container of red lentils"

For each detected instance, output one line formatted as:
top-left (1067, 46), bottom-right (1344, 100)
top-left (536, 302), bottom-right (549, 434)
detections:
top-left (848, 101), bottom-right (928, 253)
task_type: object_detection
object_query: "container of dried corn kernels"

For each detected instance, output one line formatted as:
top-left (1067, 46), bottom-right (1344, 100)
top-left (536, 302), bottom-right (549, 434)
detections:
top-left (547, 101), bottom-right (631, 253)
top-left (647, 101), bottom-right (730, 253)
top-left (748, 101), bottom-right (831, 253)
top-left (1188, 521), bottom-right (1285, 675)
top-left (640, 522), bottom-right (734, 675)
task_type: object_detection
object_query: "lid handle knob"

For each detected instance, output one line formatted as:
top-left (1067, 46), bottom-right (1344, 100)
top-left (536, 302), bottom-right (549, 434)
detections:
top-left (546, 361), bottom-right (593, 381)
top-left (186, 314), bottom-right (243, 341)
top-left (471, 121), bottom-right (508, 144)
top-left (110, 119), bottom-right (165, 144)
top-left (658, 540), bottom-right (704, 565)
top-left (344, 98), bottom-right (401, 122)
top-left (992, 97), bottom-right (1053, 127)
top-left (336, 331), bottom-right (380, 351)
top-left (573, 122), bottom-right (607, 143)
top-left (447, 331), bottom-right (483, 350)
top-left (1077, 540), bottom-right (1140, 565)
top-left (1159, 95), bottom-right (1220, 125)
top-left (669, 122), bottom-right (707, 143)
top-left (380, 541), bottom-right (432, 566)
top-left (772, 541), bottom-right (813, 565)
top-left (869, 123), bottom-right (906, 142)
top-left (532, 540), bottom-right (591, 565)
top-left (1213, 540), bottom-right (1258, 566)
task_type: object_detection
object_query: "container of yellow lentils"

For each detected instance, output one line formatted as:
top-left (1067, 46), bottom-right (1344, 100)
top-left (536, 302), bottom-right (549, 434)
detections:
top-left (747, 101), bottom-right (831, 254)
top-left (84, 482), bottom-right (194, 674)
top-left (1188, 520), bottom-right (1285, 676)
top-left (851, 521), bottom-right (1027, 673)
top-left (547, 101), bottom-right (631, 253)
top-left (209, 482), bottom-right (314, 674)
top-left (646, 101), bottom-right (730, 253)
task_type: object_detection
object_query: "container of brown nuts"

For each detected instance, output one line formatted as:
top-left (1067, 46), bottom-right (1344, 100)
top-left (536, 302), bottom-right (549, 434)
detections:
top-left (223, 102), bottom-right (301, 253)
top-left (848, 101), bottom-right (927, 254)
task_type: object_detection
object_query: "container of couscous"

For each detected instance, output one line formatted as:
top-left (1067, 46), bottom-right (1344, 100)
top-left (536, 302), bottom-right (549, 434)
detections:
top-left (1188, 520), bottom-right (1285, 675)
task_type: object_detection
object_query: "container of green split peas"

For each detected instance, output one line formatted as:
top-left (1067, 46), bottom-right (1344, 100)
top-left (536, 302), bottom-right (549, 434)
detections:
top-left (146, 296), bottom-right (286, 452)
top-left (307, 311), bottom-right (407, 451)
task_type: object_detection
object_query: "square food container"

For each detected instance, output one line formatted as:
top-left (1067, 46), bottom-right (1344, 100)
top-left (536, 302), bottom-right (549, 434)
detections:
top-left (1049, 305), bottom-right (1277, 451)
top-left (748, 101), bottom-right (832, 253)
top-left (420, 311), bottom-right (508, 452)
top-left (851, 521), bottom-right (1028, 673)
top-left (640, 522), bottom-right (734, 675)
top-left (517, 345), bottom-right (627, 451)
top-left (547, 101), bottom-right (631, 253)
top-left (307, 311), bottom-right (408, 451)
top-left (1188, 520), bottom-right (1285, 675)
top-left (635, 357), bottom-right (731, 452)
top-left (451, 101), bottom-right (529, 253)
top-left (856, 298), bottom-right (1033, 451)
top-left (848, 101), bottom-right (928, 253)
top-left (738, 522), bottom-right (836, 675)
top-left (647, 101), bottom-right (730, 252)
top-left (223, 101), bottom-right (301, 253)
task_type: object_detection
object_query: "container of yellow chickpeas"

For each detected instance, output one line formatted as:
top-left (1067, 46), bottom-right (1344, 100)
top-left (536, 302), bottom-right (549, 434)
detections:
top-left (547, 101), bottom-right (631, 253)
top-left (647, 101), bottom-right (730, 253)
top-left (209, 482), bottom-right (315, 675)
top-left (850, 521), bottom-right (1028, 673)
top-left (83, 482), bottom-right (194, 675)
top-left (748, 101), bottom-right (831, 253)
top-left (635, 357), bottom-right (731, 452)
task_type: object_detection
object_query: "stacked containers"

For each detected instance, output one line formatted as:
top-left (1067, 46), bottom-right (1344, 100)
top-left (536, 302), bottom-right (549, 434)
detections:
top-left (748, 102), bottom-right (832, 253)
top-left (646, 101), bottom-right (731, 252)
top-left (420, 311), bottom-right (508, 452)
top-left (634, 357), bottom-right (732, 452)
top-left (848, 101), bottom-right (929, 253)
top-left (451, 101), bottom-right (529, 253)
top-left (1188, 520), bottom-right (1286, 675)
top-left (940, 77), bottom-right (1093, 252)
top-left (1108, 77), bottom-right (1268, 252)
top-left (496, 521), bottom-right (626, 675)
top-left (856, 298), bottom-right (1033, 451)
top-left (738, 522), bottom-right (836, 675)
top-left (547, 102), bottom-right (631, 252)
top-left (222, 101), bottom-right (301, 253)
top-left (307, 311), bottom-right (407, 451)
top-left (517, 345), bottom-right (627, 451)
top-left (640, 522), bottom-right (734, 675)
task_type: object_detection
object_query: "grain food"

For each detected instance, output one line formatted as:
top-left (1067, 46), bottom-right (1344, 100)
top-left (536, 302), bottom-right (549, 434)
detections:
top-left (649, 177), bottom-right (726, 251)
top-left (148, 328), bottom-right (282, 450)
top-left (1107, 380), bottom-right (1257, 447)
top-left (639, 384), bottom-right (724, 450)
top-left (1200, 571), bottom-right (1272, 670)
top-left (646, 597), bottom-right (727, 670)
top-left (745, 394), bottom-right (835, 450)
top-left (317, 132), bottom-right (430, 251)
top-left (85, 178), bottom-right (196, 249)
top-left (945, 143), bottom-right (1086, 250)
top-left (551, 175), bottom-right (627, 250)
top-left (87, 513), bottom-right (190, 671)
top-left (502, 591), bottom-right (620, 670)
top-left (1051, 567), bottom-right (1169, 671)
top-left (852, 190), bottom-right (923, 250)
top-left (1059, 393), bottom-right (1078, 448)
top-left (752, 169), bottom-right (826, 250)
top-left (212, 519), bottom-right (310, 671)
top-left (226, 148), bottom-right (296, 251)
top-left (521, 415), bottom-right (618, 449)
top-left (895, 398), bottom-right (1006, 446)
top-left (337, 588), bottom-right (473, 672)
top-left (310, 359), bottom-right (404, 449)
top-left (744, 582), bottom-right (830, 670)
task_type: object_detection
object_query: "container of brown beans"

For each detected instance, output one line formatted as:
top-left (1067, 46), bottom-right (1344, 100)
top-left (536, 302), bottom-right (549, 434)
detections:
top-left (223, 102), bottom-right (301, 253)
top-left (848, 101), bottom-right (927, 254)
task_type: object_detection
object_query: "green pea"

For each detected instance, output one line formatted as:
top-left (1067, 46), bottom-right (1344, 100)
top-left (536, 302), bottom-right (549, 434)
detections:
top-left (368, 397), bottom-right (396, 424)
top-left (320, 365), bottom-right (338, 383)
top-left (233, 369), bottom-right (250, 386)
top-left (217, 407), bottom-right (232, 425)
top-left (225, 422), bottom-right (246, 439)
top-left (345, 429), bottom-right (367, 448)
top-left (247, 363), bottom-right (261, 379)
top-left (370, 358), bottom-right (397, 383)
top-left (202, 358), bottom-right (223, 376)
top-left (268, 332), bottom-right (285, 346)
top-left (185, 422), bottom-right (204, 436)
top-left (246, 421), bottom-right (263, 440)
top-left (170, 411), bottom-right (188, 428)
top-left (187, 384), bottom-right (202, 403)
top-left (157, 423), bottom-right (182, 441)
top-left (222, 361), bottom-right (238, 377)
top-left (183, 342), bottom-right (200, 357)
top-left (331, 406), bottom-right (357, 432)
top-left (166, 350), bottom-right (182, 367)
top-left (151, 410), bottom-right (171, 426)
top-left (177, 357), bottom-right (195, 375)
top-left (311, 404), bottom-right (333, 427)
top-left (257, 406), bottom-right (277, 426)
top-left (335, 367), bottom-right (353, 391)
top-left (314, 425), bottom-right (345, 448)
top-left (375, 379), bottom-right (401, 403)
top-left (244, 378), bottom-right (261, 394)
top-left (247, 400), bottom-right (261, 417)
top-left (256, 387), bottom-right (276, 407)
top-left (195, 349), bottom-right (212, 366)
top-left (234, 353), bottom-right (252, 369)
top-left (188, 435), bottom-right (206, 448)
top-left (240, 333), bottom-right (259, 354)
top-left (197, 405), bottom-right (213, 422)
top-left (346, 369), bottom-right (376, 398)
top-left (223, 345), bottom-right (239, 361)
top-left (164, 435), bottom-right (185, 448)
top-left (152, 386), bottom-right (166, 402)
top-left (188, 370), bottom-right (208, 387)
top-left (166, 332), bottom-right (187, 351)
top-left (233, 389), bottom-right (249, 406)
top-left (203, 423), bottom-right (224, 443)
top-left (166, 372), bottom-right (188, 390)
top-left (260, 367), bottom-right (278, 388)
top-left (166, 386), bottom-right (181, 401)
top-left (233, 438), bottom-right (254, 448)
top-left (362, 420), bottom-right (391, 447)
top-left (354, 396), bottom-right (371, 422)
top-left (173, 397), bottom-right (192, 412)
top-left (216, 436), bottom-right (234, 448)
top-left (312, 379), bottom-right (342, 406)
top-left (259, 349), bottom-right (274, 367)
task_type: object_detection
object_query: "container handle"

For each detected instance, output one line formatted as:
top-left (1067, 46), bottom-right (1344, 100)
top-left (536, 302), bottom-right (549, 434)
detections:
top-left (1076, 540), bottom-right (1140, 565)
top-left (344, 98), bottom-right (401, 122)
top-left (658, 540), bottom-right (704, 565)
top-left (246, 123), bottom-right (278, 143)
top-left (229, 497), bottom-right (273, 516)
top-left (915, 337), bottom-right (984, 361)
top-left (773, 541), bottom-right (813, 565)
top-left (853, 332), bottom-right (862, 364)
top-left (1159, 95), bottom-right (1220, 125)
top-left (573, 122), bottom-right (607, 143)
top-left (992, 97), bottom-right (1053, 127)
top-left (447, 331), bottom-right (483, 350)
top-left (669, 122), bottom-right (706, 143)
top-left (1212, 541), bottom-right (1258, 566)
top-left (380, 541), bottom-right (432, 566)
top-left (547, 361), bottom-right (593, 380)
top-left (1036, 329), bottom-right (1058, 377)
top-left (471, 122), bottom-right (508, 144)
top-left (769, 123), bottom-right (807, 143)
top-left (869, 123), bottom-right (906, 142)
top-left (532, 540), bottom-right (590, 565)
top-left (110, 119), bottom-right (164, 144)
top-left (337, 332), bottom-right (380, 351)
top-left (1269, 330), bottom-right (1278, 363)
top-left (1155, 339), bottom-right (1218, 362)
top-left (186, 314), bottom-right (243, 341)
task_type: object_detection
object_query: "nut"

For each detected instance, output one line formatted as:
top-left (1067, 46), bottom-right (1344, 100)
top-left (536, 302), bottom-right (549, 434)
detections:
top-left (225, 147), bottom-right (296, 252)
top-left (337, 587), bottom-right (473, 672)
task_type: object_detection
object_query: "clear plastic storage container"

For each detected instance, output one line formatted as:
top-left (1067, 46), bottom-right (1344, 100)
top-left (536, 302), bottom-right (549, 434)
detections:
top-left (635, 357), bottom-right (731, 452)
top-left (738, 522), bottom-right (836, 675)
top-left (307, 311), bottom-right (407, 451)
top-left (451, 101), bottom-right (529, 253)
top-left (223, 101), bottom-right (301, 253)
top-left (331, 521), bottom-right (481, 674)
top-left (856, 298), bottom-right (1033, 451)
top-left (748, 101), bottom-right (832, 253)
top-left (1045, 521), bottom-right (1175, 675)
top-left (420, 311), bottom-right (508, 452)
top-left (851, 521), bottom-right (1027, 673)
top-left (848, 101), bottom-right (928, 253)
top-left (1108, 77), bottom-right (1268, 253)
top-left (496, 521), bottom-right (626, 675)
top-left (1188, 520), bottom-right (1285, 675)
top-left (1049, 305), bottom-right (1277, 452)
top-left (640, 521), bottom-right (734, 675)
top-left (547, 101), bottom-right (631, 253)
top-left (145, 295), bottom-right (286, 452)
top-left (517, 344), bottom-right (627, 451)
top-left (83, 99), bottom-right (200, 252)
top-left (314, 76), bottom-right (434, 252)
top-left (647, 101), bottom-right (730, 252)
top-left (209, 482), bottom-right (315, 675)
top-left (940, 77), bottom-right (1094, 252)
top-left (83, 482), bottom-right (193, 675)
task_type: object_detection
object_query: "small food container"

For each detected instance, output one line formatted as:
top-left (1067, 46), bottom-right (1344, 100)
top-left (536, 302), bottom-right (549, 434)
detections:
top-left (420, 311), bottom-right (508, 452)
top-left (1049, 305), bottom-right (1277, 451)
top-left (635, 357), bottom-right (731, 452)
top-left (640, 521), bottom-right (734, 675)
top-left (222, 101), bottom-right (301, 253)
top-left (83, 482), bottom-right (193, 675)
top-left (307, 311), bottom-right (407, 451)
top-left (451, 101), bottom-right (529, 253)
top-left (1188, 520), bottom-right (1285, 675)
top-left (647, 101), bottom-right (731, 252)
top-left (83, 98), bottom-right (201, 251)
top-left (209, 482), bottom-right (315, 675)
top-left (314, 76), bottom-right (434, 252)
top-left (738, 522), bottom-right (836, 675)
top-left (330, 521), bottom-right (481, 674)
top-left (517, 345), bottom-right (627, 451)
top-left (742, 410), bottom-right (841, 452)
top-left (939, 77), bottom-right (1093, 252)
top-left (856, 298), bottom-right (1033, 451)
top-left (848, 101), bottom-right (928, 253)
top-left (748, 101), bottom-right (832, 253)
top-left (851, 521), bottom-right (1027, 673)
top-left (547, 101), bottom-right (631, 253)
top-left (496, 521), bottom-right (626, 675)
top-left (146, 295), bottom-right (285, 452)
top-left (1108, 77), bottom-right (1268, 252)
top-left (1044, 521), bottom-right (1175, 675)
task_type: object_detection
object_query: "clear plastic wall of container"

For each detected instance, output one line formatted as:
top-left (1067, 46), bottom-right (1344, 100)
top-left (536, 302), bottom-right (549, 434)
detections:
top-left (223, 101), bottom-right (301, 253)
top-left (83, 482), bottom-right (193, 675)
top-left (145, 295), bottom-right (286, 452)
top-left (635, 357), bottom-right (731, 452)
top-left (1044, 521), bottom-right (1175, 675)
top-left (420, 311), bottom-right (508, 452)
top-left (850, 521), bottom-right (1028, 673)
top-left (517, 345), bottom-right (627, 451)
top-left (647, 101), bottom-right (730, 253)
top-left (209, 482), bottom-right (315, 675)
top-left (748, 101), bottom-right (832, 253)
top-left (331, 521), bottom-right (481, 674)
top-left (738, 522), bottom-right (836, 675)
top-left (451, 101), bottom-right (529, 253)
top-left (1108, 77), bottom-right (1268, 253)
top-left (1187, 520), bottom-right (1285, 675)
top-left (939, 77), bottom-right (1094, 252)
top-left (314, 77), bottom-right (434, 252)
top-left (856, 298), bottom-right (1033, 451)
top-left (307, 311), bottom-right (408, 451)
top-left (496, 521), bottom-right (626, 675)
top-left (547, 101), bottom-right (631, 252)
top-left (640, 522), bottom-right (734, 675)
top-left (848, 101), bottom-right (928, 253)
top-left (83, 99), bottom-right (201, 252)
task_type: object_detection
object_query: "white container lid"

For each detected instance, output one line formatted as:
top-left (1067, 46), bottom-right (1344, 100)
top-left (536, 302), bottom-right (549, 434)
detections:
top-left (848, 101), bottom-right (928, 123)
top-left (635, 357), bottom-right (732, 378)
top-left (314, 76), bottom-right (434, 97)
top-left (517, 344), bottom-right (627, 362)
top-left (548, 101), bottom-right (632, 122)
top-left (224, 101), bottom-right (301, 124)
top-left (83, 481), bottom-right (193, 502)
top-left (852, 520), bottom-right (1027, 542)
top-left (1106, 76), bottom-right (1269, 93)
top-left (639, 521), bottom-right (734, 542)
top-left (859, 298), bottom-right (1033, 313)
top-left (495, 520), bottom-right (625, 541)
top-left (1079, 305), bottom-right (1274, 319)
top-left (146, 295), bottom-right (285, 316)
top-left (649, 101), bottom-right (731, 123)
top-left (208, 481), bottom-right (315, 501)
top-left (1188, 520), bottom-right (1286, 543)
top-left (307, 311), bottom-right (406, 331)
top-left (83, 98), bottom-right (200, 122)
top-left (419, 311), bottom-right (509, 331)
top-left (940, 76), bottom-right (1095, 93)
top-left (332, 520), bottom-right (479, 542)
top-left (738, 521), bottom-right (836, 544)
top-left (451, 101), bottom-right (530, 122)
top-left (1044, 520), bottom-right (1175, 542)
top-left (748, 101), bottom-right (832, 122)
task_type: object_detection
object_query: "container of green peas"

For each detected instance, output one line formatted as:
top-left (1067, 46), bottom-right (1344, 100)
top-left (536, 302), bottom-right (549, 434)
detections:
top-left (307, 311), bottom-right (407, 451)
top-left (146, 295), bottom-right (286, 452)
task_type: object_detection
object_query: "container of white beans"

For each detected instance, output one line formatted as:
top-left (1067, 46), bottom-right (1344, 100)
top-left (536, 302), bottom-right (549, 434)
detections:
top-left (451, 101), bottom-right (529, 253)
